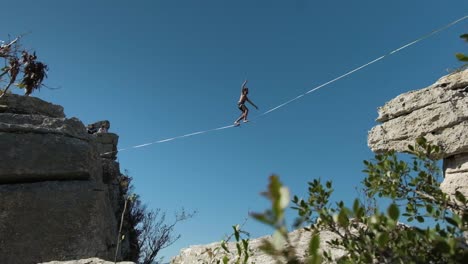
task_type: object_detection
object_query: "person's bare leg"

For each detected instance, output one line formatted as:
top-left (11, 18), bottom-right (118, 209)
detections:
top-left (234, 109), bottom-right (245, 125)
top-left (234, 114), bottom-right (244, 125)
top-left (243, 108), bottom-right (249, 122)
top-left (235, 105), bottom-right (248, 125)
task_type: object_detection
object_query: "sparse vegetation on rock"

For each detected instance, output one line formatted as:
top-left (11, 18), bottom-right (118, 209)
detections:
top-left (117, 172), bottom-right (195, 264)
top-left (455, 34), bottom-right (468, 64)
top-left (0, 35), bottom-right (48, 97)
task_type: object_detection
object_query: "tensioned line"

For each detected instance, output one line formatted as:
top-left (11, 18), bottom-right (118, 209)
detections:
top-left (101, 15), bottom-right (467, 156)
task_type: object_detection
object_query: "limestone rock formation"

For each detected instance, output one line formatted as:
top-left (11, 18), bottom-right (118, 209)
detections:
top-left (0, 94), bottom-right (125, 263)
top-left (368, 69), bottom-right (468, 198)
top-left (87, 120), bottom-right (118, 160)
top-left (96, 133), bottom-right (119, 160)
top-left (171, 228), bottom-right (345, 264)
top-left (39, 258), bottom-right (135, 264)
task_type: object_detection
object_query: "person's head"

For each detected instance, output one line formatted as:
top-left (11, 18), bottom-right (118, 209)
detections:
top-left (242, 87), bottom-right (249, 95)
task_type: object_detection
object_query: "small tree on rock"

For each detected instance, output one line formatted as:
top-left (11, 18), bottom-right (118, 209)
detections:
top-left (0, 35), bottom-right (48, 98)
top-left (117, 172), bottom-right (195, 264)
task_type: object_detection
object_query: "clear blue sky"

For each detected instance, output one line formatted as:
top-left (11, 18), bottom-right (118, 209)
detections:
top-left (3, 0), bottom-right (467, 261)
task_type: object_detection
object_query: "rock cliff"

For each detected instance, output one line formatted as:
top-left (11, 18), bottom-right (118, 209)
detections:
top-left (0, 94), bottom-right (126, 263)
top-left (368, 69), bottom-right (468, 198)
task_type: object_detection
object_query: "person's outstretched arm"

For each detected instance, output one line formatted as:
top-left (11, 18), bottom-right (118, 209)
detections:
top-left (241, 79), bottom-right (248, 92)
top-left (247, 98), bottom-right (258, 109)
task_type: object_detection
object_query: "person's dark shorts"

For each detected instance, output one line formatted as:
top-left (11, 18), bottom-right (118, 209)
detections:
top-left (238, 103), bottom-right (247, 111)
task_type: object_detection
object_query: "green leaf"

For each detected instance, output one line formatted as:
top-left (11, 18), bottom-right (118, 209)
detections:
top-left (378, 232), bottom-right (389, 247)
top-left (243, 250), bottom-right (249, 264)
top-left (337, 209), bottom-right (349, 227)
top-left (309, 234), bottom-right (320, 256)
top-left (416, 216), bottom-right (424, 223)
top-left (272, 230), bottom-right (285, 250)
top-left (259, 240), bottom-right (278, 256)
top-left (267, 175), bottom-right (284, 220)
top-left (233, 225), bottom-right (240, 241)
top-left (388, 203), bottom-right (400, 221)
top-left (460, 34), bottom-right (468, 42)
top-left (222, 255), bottom-right (229, 264)
top-left (279, 186), bottom-right (290, 210)
top-left (242, 239), bottom-right (248, 251)
top-left (352, 199), bottom-right (360, 213)
top-left (221, 240), bottom-right (230, 253)
top-left (434, 240), bottom-right (450, 253)
top-left (416, 137), bottom-right (427, 146)
top-left (426, 204), bottom-right (433, 214)
top-left (454, 191), bottom-right (466, 203)
top-left (445, 216), bottom-right (460, 227)
top-left (456, 53), bottom-right (468, 62)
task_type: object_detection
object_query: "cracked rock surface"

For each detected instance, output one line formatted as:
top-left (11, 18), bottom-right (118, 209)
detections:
top-left (0, 94), bottom-right (122, 263)
top-left (368, 69), bottom-right (468, 158)
top-left (368, 69), bottom-right (468, 198)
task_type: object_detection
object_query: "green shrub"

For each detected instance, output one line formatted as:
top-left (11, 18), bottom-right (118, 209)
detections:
top-left (215, 138), bottom-right (467, 263)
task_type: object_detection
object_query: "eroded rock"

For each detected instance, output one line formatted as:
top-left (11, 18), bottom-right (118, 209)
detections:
top-left (0, 95), bottom-right (124, 263)
top-left (0, 93), bottom-right (64, 118)
top-left (368, 69), bottom-right (468, 198)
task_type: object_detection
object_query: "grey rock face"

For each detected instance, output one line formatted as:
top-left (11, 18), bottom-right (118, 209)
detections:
top-left (0, 181), bottom-right (117, 264)
top-left (0, 95), bottom-right (124, 263)
top-left (0, 93), bottom-right (65, 118)
top-left (95, 133), bottom-right (119, 160)
top-left (0, 132), bottom-right (99, 183)
top-left (368, 69), bottom-right (468, 198)
top-left (0, 113), bottom-right (89, 139)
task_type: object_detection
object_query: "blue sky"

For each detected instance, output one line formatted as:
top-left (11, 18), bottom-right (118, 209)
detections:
top-left (3, 0), bottom-right (467, 261)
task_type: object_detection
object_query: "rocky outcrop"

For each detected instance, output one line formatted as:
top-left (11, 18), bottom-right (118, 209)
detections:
top-left (368, 69), bottom-right (468, 198)
top-left (171, 229), bottom-right (345, 264)
top-left (0, 94), bottom-right (65, 117)
top-left (0, 94), bottom-right (125, 263)
top-left (39, 258), bottom-right (135, 264)
top-left (96, 133), bottom-right (119, 160)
